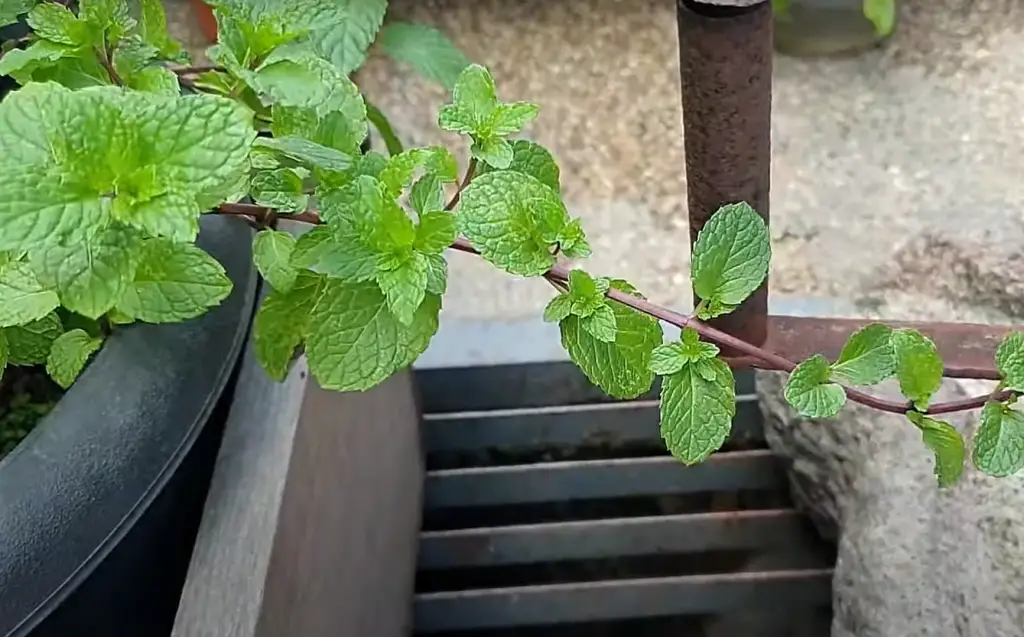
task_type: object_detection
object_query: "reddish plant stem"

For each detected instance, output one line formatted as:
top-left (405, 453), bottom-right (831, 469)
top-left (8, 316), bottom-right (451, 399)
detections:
top-left (214, 201), bottom-right (1008, 417)
top-left (444, 158), bottom-right (476, 211)
top-left (171, 64), bottom-right (223, 75)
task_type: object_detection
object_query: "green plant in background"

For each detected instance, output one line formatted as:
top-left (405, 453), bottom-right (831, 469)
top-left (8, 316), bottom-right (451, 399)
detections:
top-left (772, 0), bottom-right (897, 38)
top-left (0, 0), bottom-right (1018, 488)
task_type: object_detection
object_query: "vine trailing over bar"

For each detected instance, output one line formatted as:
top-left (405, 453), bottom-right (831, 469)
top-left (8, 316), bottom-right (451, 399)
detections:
top-left (0, 0), bottom-right (1021, 489)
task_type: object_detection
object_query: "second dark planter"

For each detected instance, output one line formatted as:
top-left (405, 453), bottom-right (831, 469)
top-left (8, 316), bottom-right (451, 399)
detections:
top-left (0, 215), bottom-right (258, 637)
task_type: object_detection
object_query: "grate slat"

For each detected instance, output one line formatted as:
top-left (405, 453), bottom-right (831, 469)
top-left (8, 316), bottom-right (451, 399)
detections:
top-left (418, 508), bottom-right (814, 569)
top-left (422, 396), bottom-right (762, 454)
top-left (425, 450), bottom-right (785, 510)
top-left (413, 569), bottom-right (833, 633)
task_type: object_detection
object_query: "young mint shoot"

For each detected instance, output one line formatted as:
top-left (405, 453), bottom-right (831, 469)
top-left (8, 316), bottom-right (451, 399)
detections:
top-left (0, 0), bottom-right (1018, 491)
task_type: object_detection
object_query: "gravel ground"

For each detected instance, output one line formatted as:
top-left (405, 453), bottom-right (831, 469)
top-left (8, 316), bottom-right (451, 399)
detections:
top-left (167, 0), bottom-right (1024, 321)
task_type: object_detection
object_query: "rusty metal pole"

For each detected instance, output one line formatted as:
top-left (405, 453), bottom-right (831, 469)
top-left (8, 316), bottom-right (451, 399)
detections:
top-left (677, 0), bottom-right (773, 349)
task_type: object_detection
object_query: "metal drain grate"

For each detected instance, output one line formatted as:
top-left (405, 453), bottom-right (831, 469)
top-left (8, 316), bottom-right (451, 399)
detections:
top-left (412, 357), bottom-right (836, 636)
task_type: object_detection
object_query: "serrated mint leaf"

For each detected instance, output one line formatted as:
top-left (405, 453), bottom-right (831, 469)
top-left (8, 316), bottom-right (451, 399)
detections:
top-left (830, 322), bottom-right (895, 386)
top-left (996, 331), bottom-right (1024, 392)
top-left (120, 191), bottom-right (199, 242)
top-left (305, 279), bottom-right (407, 391)
top-left (127, 65), bottom-right (180, 95)
top-left (253, 270), bottom-right (326, 381)
top-left (138, 0), bottom-right (188, 62)
top-left (580, 304), bottom-right (617, 343)
top-left (651, 328), bottom-right (720, 375)
top-left (891, 328), bottom-right (944, 410)
top-left (310, 226), bottom-right (379, 282)
top-left (863, 0), bottom-right (896, 37)
top-left (396, 292), bottom-right (442, 369)
top-left (650, 344), bottom-right (687, 376)
top-left (253, 230), bottom-right (299, 292)
top-left (560, 279), bottom-right (663, 399)
top-left (378, 252), bottom-right (429, 326)
top-left (458, 170), bottom-right (572, 277)
top-left (691, 202), bottom-right (770, 312)
top-left (4, 312), bottom-right (63, 365)
top-left (906, 411), bottom-right (965, 488)
top-left (32, 226), bottom-right (139, 319)
top-left (660, 362), bottom-right (735, 465)
top-left (46, 328), bottom-right (103, 389)
top-left (0, 39), bottom-right (72, 78)
top-left (696, 297), bottom-right (739, 320)
top-left (254, 136), bottom-right (353, 173)
top-left (475, 139), bottom-right (561, 192)
top-left (272, 87), bottom-right (367, 156)
top-left (543, 293), bottom-right (573, 324)
top-left (379, 146), bottom-right (458, 197)
top-left (424, 253), bottom-right (447, 295)
top-left (0, 262), bottom-right (59, 328)
top-left (410, 175), bottom-right (444, 215)
top-left (973, 401), bottom-right (1024, 478)
top-left (378, 21), bottom-right (470, 91)
top-left (784, 354), bottom-right (846, 418)
top-left (251, 168), bottom-right (309, 213)
top-left (415, 211), bottom-right (457, 255)
top-left (116, 239), bottom-right (232, 323)
top-left (558, 218), bottom-right (591, 259)
top-left (299, 0), bottom-right (387, 74)
top-left (0, 84), bottom-right (255, 251)
top-left (28, 3), bottom-right (90, 46)
top-left (472, 136), bottom-right (513, 170)
top-left (490, 102), bottom-right (540, 136)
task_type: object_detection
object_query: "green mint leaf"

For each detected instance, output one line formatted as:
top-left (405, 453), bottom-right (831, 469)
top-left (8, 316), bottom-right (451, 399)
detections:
top-left (116, 239), bottom-right (232, 323)
top-left (378, 252), bottom-right (429, 326)
top-left (863, 0), bottom-right (896, 37)
top-left (490, 102), bottom-right (540, 136)
top-left (378, 21), bottom-right (470, 91)
top-left (1, 0), bottom-right (37, 28)
top-left (0, 39), bottom-right (72, 79)
top-left (471, 136), bottom-right (513, 170)
top-left (254, 136), bottom-right (354, 173)
top-left (660, 358), bottom-right (735, 464)
top-left (253, 270), bottom-right (326, 381)
top-left (459, 170), bottom-right (576, 276)
top-left (475, 139), bottom-right (561, 192)
top-left (830, 322), bottom-right (896, 386)
top-left (906, 411), bottom-right (965, 488)
top-left (891, 328), bottom-right (944, 410)
top-left (0, 262), bottom-right (59, 327)
top-left (558, 218), bottom-right (591, 259)
top-left (365, 101), bottom-right (404, 156)
top-left (783, 354), bottom-right (846, 418)
top-left (560, 279), bottom-right (663, 399)
top-left (4, 312), bottom-right (63, 365)
top-left (321, 176), bottom-right (416, 256)
top-left (379, 146), bottom-right (459, 197)
top-left (696, 297), bottom-right (739, 320)
top-left (120, 192), bottom-right (200, 242)
top-left (973, 401), bottom-right (1024, 478)
top-left (289, 226), bottom-right (333, 269)
top-left (300, 0), bottom-right (388, 74)
top-left (31, 226), bottom-right (139, 319)
top-left (253, 230), bottom-right (299, 293)
top-left (395, 292), bottom-right (442, 369)
top-left (415, 211), bottom-right (457, 255)
top-left (271, 83), bottom-right (368, 156)
top-left (248, 48), bottom-right (363, 113)
top-left (79, 0), bottom-right (134, 43)
top-left (410, 175), bottom-right (444, 215)
top-left (580, 304), bottom-right (617, 343)
top-left (300, 224), bottom-right (379, 283)
top-left (28, 3), bottom-right (90, 46)
top-left (138, 0), bottom-right (188, 63)
top-left (424, 253), bottom-right (447, 295)
top-left (46, 328), bottom-right (103, 389)
top-left (543, 293), bottom-right (573, 323)
top-left (996, 331), bottom-right (1024, 392)
top-left (305, 279), bottom-right (407, 391)
top-left (650, 327), bottom-right (720, 375)
top-left (251, 168), bottom-right (309, 213)
top-left (691, 202), bottom-right (770, 313)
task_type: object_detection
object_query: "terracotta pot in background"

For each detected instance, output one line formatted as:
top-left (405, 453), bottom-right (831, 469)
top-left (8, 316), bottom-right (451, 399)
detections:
top-left (190, 0), bottom-right (218, 44)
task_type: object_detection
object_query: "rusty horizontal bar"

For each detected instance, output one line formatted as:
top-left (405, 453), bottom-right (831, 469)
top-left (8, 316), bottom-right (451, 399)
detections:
top-left (413, 569), bottom-right (833, 632)
top-left (424, 450), bottom-right (785, 510)
top-left (418, 508), bottom-right (815, 570)
top-left (724, 315), bottom-right (1012, 380)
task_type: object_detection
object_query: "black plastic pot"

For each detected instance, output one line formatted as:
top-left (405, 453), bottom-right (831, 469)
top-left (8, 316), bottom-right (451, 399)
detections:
top-left (0, 216), bottom-right (258, 637)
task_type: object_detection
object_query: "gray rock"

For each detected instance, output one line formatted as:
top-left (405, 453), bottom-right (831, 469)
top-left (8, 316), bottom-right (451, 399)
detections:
top-left (758, 371), bottom-right (1024, 637)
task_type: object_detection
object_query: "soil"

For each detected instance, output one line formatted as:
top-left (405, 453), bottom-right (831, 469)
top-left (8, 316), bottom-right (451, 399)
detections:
top-left (0, 366), bottom-right (63, 460)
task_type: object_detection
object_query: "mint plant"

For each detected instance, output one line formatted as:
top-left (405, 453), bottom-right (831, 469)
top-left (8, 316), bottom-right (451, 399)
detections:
top-left (0, 0), bottom-right (1016, 489)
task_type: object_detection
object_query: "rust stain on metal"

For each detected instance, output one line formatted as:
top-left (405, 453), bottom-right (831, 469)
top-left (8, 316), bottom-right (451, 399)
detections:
top-left (722, 315), bottom-right (1009, 379)
top-left (677, 0), bottom-right (773, 349)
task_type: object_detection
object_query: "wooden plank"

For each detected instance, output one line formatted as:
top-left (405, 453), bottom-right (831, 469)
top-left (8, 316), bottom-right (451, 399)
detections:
top-left (424, 450), bottom-right (785, 509)
top-left (413, 569), bottom-right (833, 632)
top-left (417, 509), bottom-right (808, 569)
top-left (172, 346), bottom-right (424, 637)
top-left (422, 396), bottom-right (762, 454)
